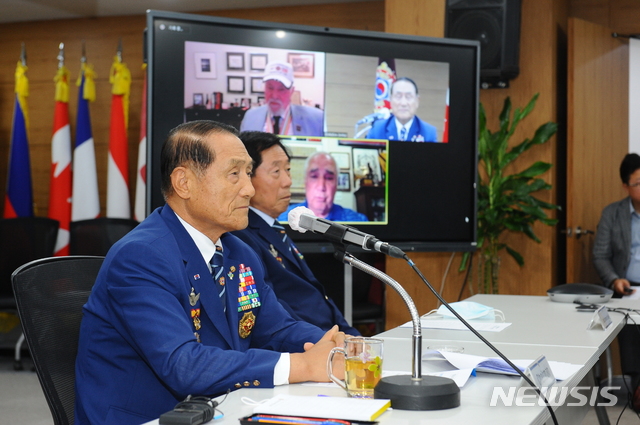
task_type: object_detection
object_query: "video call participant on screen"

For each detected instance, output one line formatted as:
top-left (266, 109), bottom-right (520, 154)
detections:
top-left (279, 151), bottom-right (368, 222)
top-left (74, 121), bottom-right (344, 425)
top-left (240, 61), bottom-right (324, 136)
top-left (233, 131), bottom-right (360, 336)
top-left (593, 152), bottom-right (640, 410)
top-left (366, 77), bottom-right (437, 143)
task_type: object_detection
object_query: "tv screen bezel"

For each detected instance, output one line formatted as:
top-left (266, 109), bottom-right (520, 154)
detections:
top-left (146, 10), bottom-right (479, 253)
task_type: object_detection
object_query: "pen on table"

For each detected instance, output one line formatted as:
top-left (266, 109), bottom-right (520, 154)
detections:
top-left (248, 415), bottom-right (351, 424)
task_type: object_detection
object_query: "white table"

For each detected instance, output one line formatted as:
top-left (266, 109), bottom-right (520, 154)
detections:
top-left (143, 295), bottom-right (623, 425)
top-left (377, 294), bottom-right (626, 349)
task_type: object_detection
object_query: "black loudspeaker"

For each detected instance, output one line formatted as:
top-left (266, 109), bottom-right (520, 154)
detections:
top-left (446, 0), bottom-right (521, 88)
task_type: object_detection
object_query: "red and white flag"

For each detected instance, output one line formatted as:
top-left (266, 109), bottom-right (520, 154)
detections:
top-left (134, 64), bottom-right (147, 222)
top-left (72, 62), bottom-right (100, 221)
top-left (106, 56), bottom-right (131, 218)
top-left (442, 88), bottom-right (449, 143)
top-left (48, 65), bottom-right (72, 255)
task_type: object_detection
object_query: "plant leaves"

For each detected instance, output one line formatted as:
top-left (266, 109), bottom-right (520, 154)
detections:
top-left (506, 246), bottom-right (524, 266)
top-left (473, 93), bottom-right (560, 276)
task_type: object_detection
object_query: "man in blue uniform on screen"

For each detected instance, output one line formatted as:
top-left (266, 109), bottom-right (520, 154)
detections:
top-left (366, 77), bottom-right (438, 142)
top-left (240, 61), bottom-right (324, 136)
top-left (279, 151), bottom-right (368, 222)
top-left (233, 131), bottom-right (360, 335)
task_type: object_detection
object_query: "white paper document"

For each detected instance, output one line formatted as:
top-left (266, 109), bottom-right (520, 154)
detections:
top-left (252, 394), bottom-right (390, 421)
top-left (423, 350), bottom-right (583, 381)
top-left (400, 318), bottom-right (512, 332)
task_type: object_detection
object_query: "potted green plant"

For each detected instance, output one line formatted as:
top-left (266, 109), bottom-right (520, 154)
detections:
top-left (461, 94), bottom-right (560, 294)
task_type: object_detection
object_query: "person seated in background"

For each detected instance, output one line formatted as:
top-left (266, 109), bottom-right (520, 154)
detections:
top-left (233, 131), bottom-right (360, 335)
top-left (593, 152), bottom-right (640, 410)
top-left (74, 120), bottom-right (344, 425)
top-left (366, 77), bottom-right (438, 142)
top-left (279, 151), bottom-right (368, 222)
top-left (240, 61), bottom-right (324, 136)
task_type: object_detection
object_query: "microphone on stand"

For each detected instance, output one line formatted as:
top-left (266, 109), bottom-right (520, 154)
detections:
top-left (288, 207), bottom-right (460, 410)
top-left (355, 111), bottom-right (389, 125)
top-left (287, 207), bottom-right (405, 259)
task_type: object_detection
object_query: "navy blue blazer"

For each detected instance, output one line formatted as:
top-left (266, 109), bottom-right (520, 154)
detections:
top-left (366, 114), bottom-right (438, 142)
top-left (233, 210), bottom-right (360, 336)
top-left (74, 205), bottom-right (324, 425)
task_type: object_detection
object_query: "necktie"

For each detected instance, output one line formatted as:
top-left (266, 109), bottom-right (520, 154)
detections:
top-left (272, 221), bottom-right (290, 251)
top-left (400, 126), bottom-right (407, 141)
top-left (211, 246), bottom-right (226, 312)
top-left (273, 116), bottom-right (281, 134)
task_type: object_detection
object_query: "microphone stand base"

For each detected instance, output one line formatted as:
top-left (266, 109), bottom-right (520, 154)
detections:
top-left (374, 375), bottom-right (460, 410)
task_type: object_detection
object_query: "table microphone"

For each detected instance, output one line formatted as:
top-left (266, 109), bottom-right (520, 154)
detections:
top-left (286, 208), bottom-right (558, 423)
top-left (287, 207), bottom-right (460, 411)
top-left (287, 207), bottom-right (405, 258)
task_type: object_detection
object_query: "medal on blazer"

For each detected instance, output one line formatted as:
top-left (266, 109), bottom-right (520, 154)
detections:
top-left (238, 264), bottom-right (262, 311)
top-left (191, 308), bottom-right (201, 330)
top-left (269, 244), bottom-right (284, 265)
top-left (239, 311), bottom-right (256, 338)
top-left (189, 287), bottom-right (200, 306)
top-left (292, 245), bottom-right (304, 261)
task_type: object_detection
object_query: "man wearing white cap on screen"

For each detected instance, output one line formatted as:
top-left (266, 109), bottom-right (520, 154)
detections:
top-left (240, 61), bottom-right (324, 136)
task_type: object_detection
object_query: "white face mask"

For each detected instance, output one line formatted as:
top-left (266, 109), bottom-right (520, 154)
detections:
top-left (434, 301), bottom-right (505, 321)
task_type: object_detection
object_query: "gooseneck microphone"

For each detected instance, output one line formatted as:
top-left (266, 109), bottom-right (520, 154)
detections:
top-left (287, 207), bottom-right (406, 258)
top-left (286, 207), bottom-right (558, 423)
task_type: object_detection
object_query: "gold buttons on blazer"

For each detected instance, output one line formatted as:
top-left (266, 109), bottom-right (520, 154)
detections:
top-left (253, 380), bottom-right (260, 386)
top-left (234, 383), bottom-right (242, 389)
top-left (243, 381), bottom-right (250, 387)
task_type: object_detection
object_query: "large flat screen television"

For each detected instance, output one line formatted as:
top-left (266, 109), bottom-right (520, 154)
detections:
top-left (146, 10), bottom-right (479, 253)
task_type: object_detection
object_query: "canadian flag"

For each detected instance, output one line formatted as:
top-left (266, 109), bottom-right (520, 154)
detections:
top-left (48, 65), bottom-right (72, 255)
top-left (106, 56), bottom-right (131, 218)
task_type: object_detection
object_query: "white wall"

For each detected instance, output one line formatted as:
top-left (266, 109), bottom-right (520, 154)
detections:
top-left (184, 41), bottom-right (325, 109)
top-left (630, 38), bottom-right (640, 153)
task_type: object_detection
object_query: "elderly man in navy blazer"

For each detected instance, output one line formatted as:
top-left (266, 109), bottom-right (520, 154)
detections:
top-left (366, 77), bottom-right (438, 142)
top-left (74, 121), bottom-right (344, 425)
top-left (233, 131), bottom-right (360, 336)
top-left (240, 61), bottom-right (324, 137)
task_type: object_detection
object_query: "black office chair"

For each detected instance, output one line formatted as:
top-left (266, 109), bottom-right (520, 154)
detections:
top-left (69, 217), bottom-right (138, 255)
top-left (12, 256), bottom-right (104, 425)
top-left (0, 217), bottom-right (59, 370)
top-left (352, 266), bottom-right (386, 336)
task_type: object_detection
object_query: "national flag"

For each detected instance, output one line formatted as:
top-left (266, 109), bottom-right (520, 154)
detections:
top-left (72, 62), bottom-right (100, 221)
top-left (48, 64), bottom-right (72, 255)
top-left (373, 59), bottom-right (396, 114)
top-left (106, 55), bottom-right (131, 218)
top-left (4, 59), bottom-right (33, 218)
top-left (443, 88), bottom-right (449, 143)
top-left (134, 64), bottom-right (147, 222)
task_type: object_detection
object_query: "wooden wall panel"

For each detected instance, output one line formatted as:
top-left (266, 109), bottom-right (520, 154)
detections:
top-left (385, 0), bottom-right (445, 38)
top-left (0, 2), bottom-right (384, 218)
top-left (571, 0), bottom-right (640, 33)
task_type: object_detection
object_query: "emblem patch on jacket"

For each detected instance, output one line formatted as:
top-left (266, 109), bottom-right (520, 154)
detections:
top-left (239, 311), bottom-right (256, 338)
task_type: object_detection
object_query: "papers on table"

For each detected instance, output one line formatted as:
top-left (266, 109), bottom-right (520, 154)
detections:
top-left (399, 318), bottom-right (512, 332)
top-left (423, 350), bottom-right (583, 381)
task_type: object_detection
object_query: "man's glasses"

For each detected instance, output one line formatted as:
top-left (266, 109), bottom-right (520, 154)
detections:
top-left (628, 182), bottom-right (640, 188)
